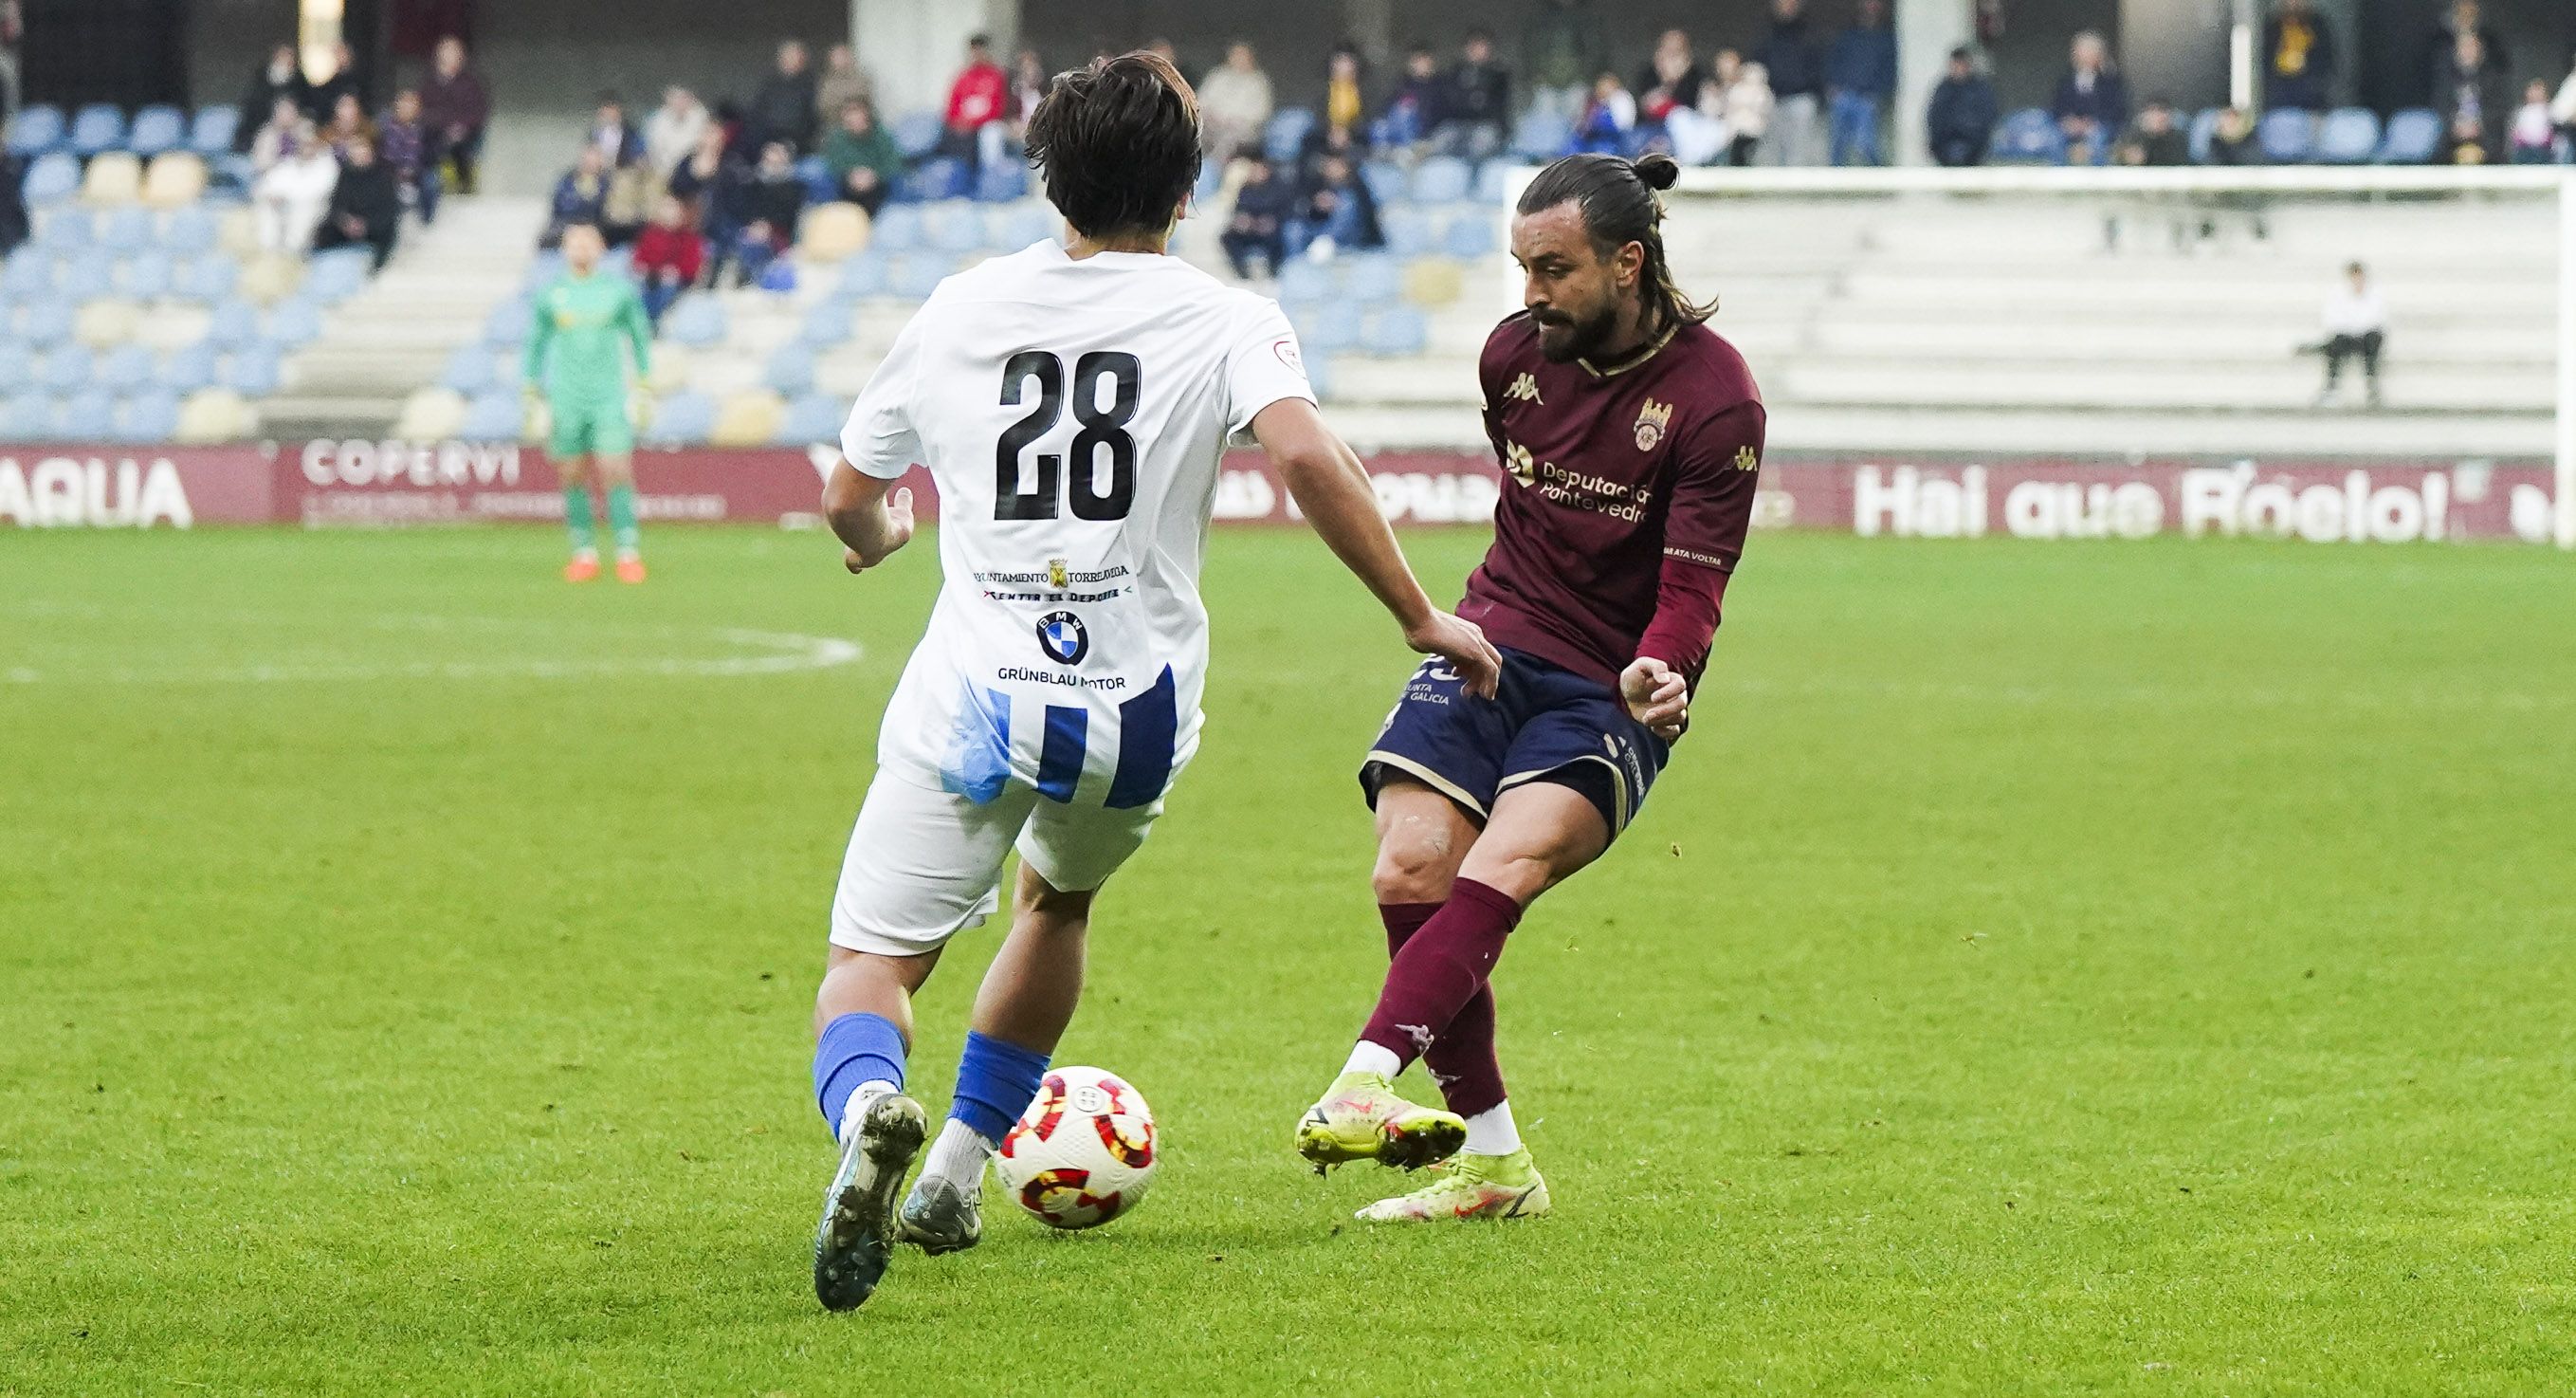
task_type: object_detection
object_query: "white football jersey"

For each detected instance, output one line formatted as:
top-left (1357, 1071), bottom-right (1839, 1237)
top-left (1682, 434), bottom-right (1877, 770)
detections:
top-left (842, 242), bottom-right (1313, 809)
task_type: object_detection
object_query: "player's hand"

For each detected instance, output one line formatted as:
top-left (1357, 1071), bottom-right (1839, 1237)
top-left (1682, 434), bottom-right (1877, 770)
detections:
top-left (1405, 611), bottom-right (1501, 700)
top-left (1621, 657), bottom-right (1690, 742)
top-left (843, 487), bottom-right (915, 573)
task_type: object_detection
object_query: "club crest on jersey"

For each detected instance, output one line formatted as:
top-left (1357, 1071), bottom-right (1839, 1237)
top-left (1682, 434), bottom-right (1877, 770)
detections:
top-left (1035, 611), bottom-right (1088, 666)
top-left (1634, 398), bottom-right (1674, 451)
top-left (1505, 373), bottom-right (1544, 404)
top-left (1504, 439), bottom-right (1537, 486)
top-left (1047, 557), bottom-right (1069, 588)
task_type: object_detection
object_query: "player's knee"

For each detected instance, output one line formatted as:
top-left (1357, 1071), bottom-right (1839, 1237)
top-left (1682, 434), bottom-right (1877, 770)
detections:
top-left (1372, 838), bottom-right (1454, 905)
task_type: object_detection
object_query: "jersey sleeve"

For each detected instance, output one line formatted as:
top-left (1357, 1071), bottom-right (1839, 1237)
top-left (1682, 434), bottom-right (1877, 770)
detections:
top-left (1476, 321), bottom-right (1514, 462)
top-left (1221, 297), bottom-right (1315, 437)
top-left (838, 311), bottom-right (926, 481)
top-left (1659, 400), bottom-right (1766, 575)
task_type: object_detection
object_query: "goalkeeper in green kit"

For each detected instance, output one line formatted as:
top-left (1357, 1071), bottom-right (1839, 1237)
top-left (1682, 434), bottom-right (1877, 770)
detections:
top-left (524, 222), bottom-right (653, 583)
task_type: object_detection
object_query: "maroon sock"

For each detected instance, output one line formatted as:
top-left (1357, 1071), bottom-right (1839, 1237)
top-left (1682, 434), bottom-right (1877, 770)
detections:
top-left (1361, 878), bottom-right (1523, 1071)
top-left (1378, 902), bottom-right (1507, 1117)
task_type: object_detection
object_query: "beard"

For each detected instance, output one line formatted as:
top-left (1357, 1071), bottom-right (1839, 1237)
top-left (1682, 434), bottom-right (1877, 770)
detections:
top-left (1531, 300), bottom-right (1620, 363)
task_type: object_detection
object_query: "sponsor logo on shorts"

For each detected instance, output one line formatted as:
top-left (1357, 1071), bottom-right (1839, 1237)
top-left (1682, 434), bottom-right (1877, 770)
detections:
top-left (1036, 611), bottom-right (1088, 666)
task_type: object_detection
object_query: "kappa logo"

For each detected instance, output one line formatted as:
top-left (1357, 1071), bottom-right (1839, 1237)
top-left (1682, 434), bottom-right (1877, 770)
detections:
top-left (1634, 398), bottom-right (1674, 451)
top-left (1734, 445), bottom-right (1760, 472)
top-left (1505, 373), bottom-right (1544, 404)
top-left (1035, 611), bottom-right (1088, 666)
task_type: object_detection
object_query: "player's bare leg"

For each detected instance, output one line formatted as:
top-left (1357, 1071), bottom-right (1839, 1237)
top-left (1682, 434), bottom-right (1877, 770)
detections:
top-left (811, 947), bottom-right (939, 1311)
top-left (903, 862), bottom-right (1096, 1254)
top-left (558, 454), bottom-right (601, 581)
top-left (593, 451), bottom-right (645, 581)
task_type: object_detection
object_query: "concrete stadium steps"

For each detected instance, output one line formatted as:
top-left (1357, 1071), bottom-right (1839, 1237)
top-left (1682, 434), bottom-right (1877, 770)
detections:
top-left (1765, 406), bottom-right (2556, 460)
top-left (1799, 319), bottom-right (2558, 367)
top-left (265, 198), bottom-right (544, 439)
top-left (1779, 359), bottom-right (2555, 414)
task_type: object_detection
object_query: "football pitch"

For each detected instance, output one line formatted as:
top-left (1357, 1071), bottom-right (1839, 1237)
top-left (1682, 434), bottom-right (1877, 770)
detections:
top-left (5, 524), bottom-right (2572, 1396)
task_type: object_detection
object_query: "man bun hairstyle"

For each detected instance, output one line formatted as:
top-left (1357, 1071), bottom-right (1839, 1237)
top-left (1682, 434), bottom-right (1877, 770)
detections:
top-left (1025, 50), bottom-right (1202, 242)
top-left (1517, 152), bottom-right (1715, 330)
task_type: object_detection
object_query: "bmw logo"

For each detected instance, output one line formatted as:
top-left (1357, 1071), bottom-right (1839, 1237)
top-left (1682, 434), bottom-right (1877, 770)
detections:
top-left (1036, 611), bottom-right (1088, 666)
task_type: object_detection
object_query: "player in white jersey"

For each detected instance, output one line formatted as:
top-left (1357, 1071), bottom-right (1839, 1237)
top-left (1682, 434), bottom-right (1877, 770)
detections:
top-left (805, 51), bottom-right (1502, 1312)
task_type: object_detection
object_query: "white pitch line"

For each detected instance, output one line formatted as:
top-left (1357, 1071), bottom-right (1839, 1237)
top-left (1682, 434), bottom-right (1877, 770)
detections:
top-left (2, 619), bottom-right (863, 686)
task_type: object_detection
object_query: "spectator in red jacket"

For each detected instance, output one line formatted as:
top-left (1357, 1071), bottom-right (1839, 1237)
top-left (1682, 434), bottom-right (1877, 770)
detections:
top-left (942, 34), bottom-right (1011, 171)
top-left (632, 195), bottom-right (706, 323)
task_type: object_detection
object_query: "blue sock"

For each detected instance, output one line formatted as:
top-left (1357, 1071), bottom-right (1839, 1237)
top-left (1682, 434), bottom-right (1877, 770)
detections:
top-left (950, 1030), bottom-right (1050, 1143)
top-left (813, 1012), bottom-right (907, 1139)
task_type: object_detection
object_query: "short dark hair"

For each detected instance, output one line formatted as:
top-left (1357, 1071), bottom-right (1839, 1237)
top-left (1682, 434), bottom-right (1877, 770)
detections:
top-left (1517, 152), bottom-right (1715, 330)
top-left (1024, 51), bottom-right (1201, 241)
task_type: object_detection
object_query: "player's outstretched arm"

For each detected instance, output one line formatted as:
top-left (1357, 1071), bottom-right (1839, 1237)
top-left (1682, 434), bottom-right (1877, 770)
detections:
top-left (1249, 398), bottom-right (1501, 699)
top-left (821, 458), bottom-right (916, 574)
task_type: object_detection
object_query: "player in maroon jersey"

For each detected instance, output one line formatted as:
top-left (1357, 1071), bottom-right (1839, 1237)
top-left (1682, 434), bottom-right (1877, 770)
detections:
top-left (1292, 152), bottom-right (1765, 1221)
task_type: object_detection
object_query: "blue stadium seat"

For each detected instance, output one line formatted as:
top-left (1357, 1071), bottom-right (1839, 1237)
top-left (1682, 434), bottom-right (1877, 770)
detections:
top-left (38, 208), bottom-right (93, 252)
top-left (129, 105), bottom-right (186, 158)
top-left (58, 252), bottom-right (115, 303)
top-left (225, 346), bottom-right (283, 396)
top-left (1359, 160), bottom-right (1407, 208)
top-left (974, 162), bottom-right (1029, 203)
top-left (1381, 208), bottom-right (1440, 258)
top-left (442, 343), bottom-right (498, 395)
top-left (0, 340), bottom-right (31, 384)
top-left (663, 295), bottom-right (726, 348)
top-left (521, 251), bottom-right (567, 294)
top-left (304, 249), bottom-right (373, 304)
top-left (2378, 108), bottom-right (2442, 164)
top-left (484, 297), bottom-right (532, 347)
top-left (1473, 161), bottom-right (1511, 204)
top-left (1276, 258), bottom-right (1333, 307)
top-left (924, 200), bottom-right (983, 253)
top-left (2, 393), bottom-right (56, 439)
top-left (2315, 108), bottom-right (2381, 165)
top-left (2187, 108), bottom-right (2221, 164)
top-left (1411, 157), bottom-right (1473, 204)
top-left (1444, 215), bottom-right (1497, 260)
top-left (870, 204), bottom-right (923, 253)
top-left (797, 300), bottom-right (853, 348)
top-left (1304, 353), bottom-right (1331, 401)
top-left (836, 250), bottom-right (889, 298)
top-left (206, 299), bottom-right (261, 348)
top-left (1510, 109), bottom-right (1575, 161)
top-left (644, 391), bottom-right (716, 446)
top-left (113, 390), bottom-right (181, 443)
top-left (2258, 108), bottom-right (2317, 163)
top-left (190, 106), bottom-right (241, 158)
top-left (263, 298), bottom-right (324, 349)
top-left (460, 392), bottom-right (522, 442)
top-left (8, 104), bottom-right (64, 157)
top-left (19, 297), bottom-right (75, 345)
top-left (1992, 108), bottom-right (2066, 164)
top-left (766, 341), bottom-right (817, 395)
top-left (59, 389), bottom-right (114, 439)
top-left (161, 206), bottom-right (218, 255)
top-left (795, 155), bottom-right (837, 207)
top-left (1306, 302), bottom-right (1363, 354)
top-left (96, 343), bottom-right (155, 393)
top-left (3, 248), bottom-right (49, 299)
top-left (175, 254), bottom-right (237, 303)
top-left (69, 104), bottom-right (128, 158)
top-left (899, 157), bottom-right (970, 203)
top-left (776, 392), bottom-right (844, 447)
top-left (890, 110), bottom-right (943, 160)
top-left (1262, 108), bottom-right (1316, 164)
top-left (119, 250), bottom-right (174, 300)
top-left (1362, 306), bottom-right (1429, 357)
top-left (159, 341), bottom-right (217, 394)
top-left (206, 153), bottom-right (257, 199)
top-left (22, 152), bottom-right (82, 206)
top-left (995, 203), bottom-right (1054, 248)
top-left (598, 247), bottom-right (632, 281)
top-left (100, 207), bottom-right (155, 253)
top-left (1343, 255), bottom-right (1402, 305)
top-left (37, 345), bottom-right (93, 392)
top-left (1193, 159), bottom-right (1224, 205)
top-left (889, 254), bottom-right (951, 300)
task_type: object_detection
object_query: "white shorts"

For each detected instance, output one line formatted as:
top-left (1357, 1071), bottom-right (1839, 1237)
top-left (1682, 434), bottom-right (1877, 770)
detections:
top-left (828, 769), bottom-right (1162, 958)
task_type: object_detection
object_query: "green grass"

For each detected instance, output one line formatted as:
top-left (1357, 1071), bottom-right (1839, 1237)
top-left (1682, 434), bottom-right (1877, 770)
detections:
top-left (4, 525), bottom-right (2573, 1396)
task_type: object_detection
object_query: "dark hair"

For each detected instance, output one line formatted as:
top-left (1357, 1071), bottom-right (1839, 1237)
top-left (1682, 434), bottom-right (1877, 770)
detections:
top-left (1025, 50), bottom-right (1202, 240)
top-left (1516, 152), bottom-right (1714, 330)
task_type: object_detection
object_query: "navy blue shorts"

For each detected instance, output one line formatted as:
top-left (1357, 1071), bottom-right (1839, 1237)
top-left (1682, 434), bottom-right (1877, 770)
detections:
top-left (1360, 647), bottom-right (1669, 839)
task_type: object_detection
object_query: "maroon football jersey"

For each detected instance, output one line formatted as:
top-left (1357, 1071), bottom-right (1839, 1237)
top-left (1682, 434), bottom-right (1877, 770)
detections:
top-left (1459, 312), bottom-right (1766, 687)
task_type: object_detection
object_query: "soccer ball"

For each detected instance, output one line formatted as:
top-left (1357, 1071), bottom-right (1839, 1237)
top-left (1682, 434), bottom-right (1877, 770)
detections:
top-left (993, 1066), bottom-right (1158, 1229)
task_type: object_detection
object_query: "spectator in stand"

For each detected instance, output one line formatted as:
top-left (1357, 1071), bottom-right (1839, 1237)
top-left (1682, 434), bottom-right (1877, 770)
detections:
top-left (0, 151), bottom-right (25, 254)
top-left (239, 46), bottom-right (308, 152)
top-left (1927, 46), bottom-right (1996, 166)
top-left (631, 195), bottom-right (705, 324)
top-left (1199, 41), bottom-right (1274, 167)
top-left (380, 89), bottom-right (436, 226)
top-left (1324, 43), bottom-right (1367, 138)
top-left (1827, 0), bottom-right (1897, 167)
top-left (0, 2), bottom-right (20, 120)
top-left (2115, 99), bottom-right (2189, 166)
top-left (2434, 31), bottom-right (2507, 161)
top-left (314, 135), bottom-right (399, 270)
top-left (2424, 1), bottom-right (2507, 104)
top-left (255, 125), bottom-right (336, 255)
top-left (301, 45), bottom-right (359, 125)
top-left (941, 33), bottom-right (1012, 171)
top-left (1009, 49), bottom-right (1049, 146)
top-left (2509, 82), bottom-right (2557, 163)
top-left (729, 141), bottom-right (806, 287)
top-left (1756, 0), bottom-right (1825, 166)
top-left (816, 44), bottom-right (870, 132)
top-left (668, 126), bottom-right (737, 231)
top-left (2262, 0), bottom-right (2334, 113)
top-left (646, 87), bottom-right (710, 181)
top-left (1439, 29), bottom-right (1511, 162)
top-left (590, 95), bottom-right (644, 169)
top-left (422, 37), bottom-right (491, 196)
top-left (1635, 30), bottom-right (1705, 138)
top-left (2556, 52), bottom-right (2576, 158)
top-left (820, 100), bottom-right (902, 217)
top-left (2052, 31), bottom-right (2129, 165)
top-left (1571, 72), bottom-right (1636, 156)
top-left (1382, 46), bottom-right (1446, 151)
top-left (1220, 156), bottom-right (1293, 280)
top-left (751, 40), bottom-right (821, 155)
top-left (1298, 152), bottom-right (1381, 255)
top-left (1298, 118), bottom-right (1364, 185)
top-left (2207, 105), bottom-right (2259, 163)
top-left (249, 97), bottom-right (305, 174)
top-left (1523, 0), bottom-right (1609, 120)
top-left (543, 145), bottom-right (612, 250)
top-left (322, 92), bottom-right (377, 163)
top-left (2315, 261), bottom-right (2385, 409)
top-left (1718, 55), bottom-right (1772, 167)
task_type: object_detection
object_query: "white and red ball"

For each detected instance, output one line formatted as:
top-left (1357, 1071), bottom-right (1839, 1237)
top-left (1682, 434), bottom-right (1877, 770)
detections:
top-left (993, 1066), bottom-right (1158, 1230)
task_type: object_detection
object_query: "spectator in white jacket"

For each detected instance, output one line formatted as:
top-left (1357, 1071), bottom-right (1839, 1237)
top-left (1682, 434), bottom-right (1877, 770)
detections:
top-left (1721, 56), bottom-right (1774, 167)
top-left (255, 125), bottom-right (338, 255)
top-left (644, 86), bottom-right (710, 180)
top-left (2552, 50), bottom-right (2576, 157)
top-left (1198, 42), bottom-right (1275, 166)
top-left (2315, 261), bottom-right (2386, 409)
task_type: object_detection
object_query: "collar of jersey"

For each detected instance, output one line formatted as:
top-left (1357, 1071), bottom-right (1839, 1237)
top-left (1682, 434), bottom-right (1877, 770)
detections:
top-left (1577, 321), bottom-right (1682, 379)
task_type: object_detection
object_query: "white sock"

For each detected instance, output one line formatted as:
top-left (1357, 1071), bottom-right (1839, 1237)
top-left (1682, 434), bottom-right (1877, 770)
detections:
top-left (919, 1118), bottom-right (995, 1189)
top-left (835, 1078), bottom-right (899, 1145)
top-left (1342, 1041), bottom-right (1402, 1080)
top-left (1463, 1101), bottom-right (1522, 1156)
